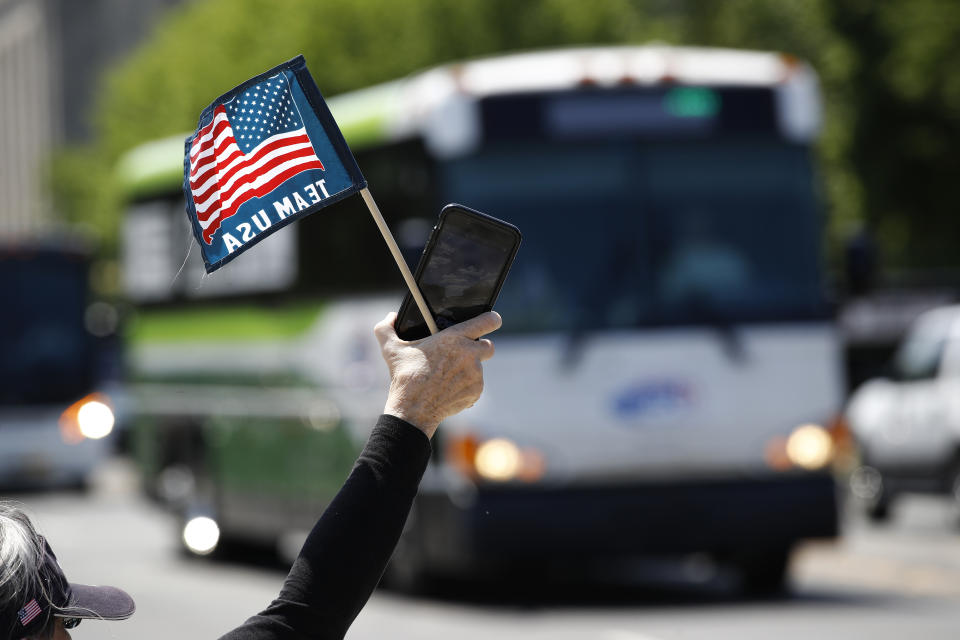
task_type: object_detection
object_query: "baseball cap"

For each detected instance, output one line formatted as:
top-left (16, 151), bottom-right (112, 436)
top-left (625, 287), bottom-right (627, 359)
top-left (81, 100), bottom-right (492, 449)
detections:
top-left (2, 539), bottom-right (135, 639)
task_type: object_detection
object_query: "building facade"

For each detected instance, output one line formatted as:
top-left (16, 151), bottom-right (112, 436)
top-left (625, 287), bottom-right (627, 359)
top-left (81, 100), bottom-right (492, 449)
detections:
top-left (0, 0), bottom-right (184, 238)
top-left (0, 0), bottom-right (58, 236)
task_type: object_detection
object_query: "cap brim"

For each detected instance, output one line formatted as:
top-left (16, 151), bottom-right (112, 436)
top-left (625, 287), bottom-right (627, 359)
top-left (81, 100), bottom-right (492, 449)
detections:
top-left (56, 584), bottom-right (136, 621)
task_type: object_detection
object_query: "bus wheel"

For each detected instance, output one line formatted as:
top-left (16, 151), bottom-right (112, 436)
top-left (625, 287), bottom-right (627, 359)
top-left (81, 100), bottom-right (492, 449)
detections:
top-left (852, 465), bottom-right (892, 523)
top-left (735, 547), bottom-right (791, 596)
top-left (948, 463), bottom-right (960, 528)
top-left (864, 475), bottom-right (893, 523)
top-left (65, 474), bottom-right (90, 494)
top-left (865, 493), bottom-right (892, 523)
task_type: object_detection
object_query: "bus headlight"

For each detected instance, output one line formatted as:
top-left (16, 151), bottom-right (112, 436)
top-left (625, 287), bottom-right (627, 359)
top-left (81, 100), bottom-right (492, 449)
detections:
top-left (785, 424), bottom-right (834, 470)
top-left (182, 516), bottom-right (220, 555)
top-left (447, 434), bottom-right (545, 483)
top-left (475, 438), bottom-right (522, 481)
top-left (76, 400), bottom-right (115, 439)
top-left (60, 394), bottom-right (115, 443)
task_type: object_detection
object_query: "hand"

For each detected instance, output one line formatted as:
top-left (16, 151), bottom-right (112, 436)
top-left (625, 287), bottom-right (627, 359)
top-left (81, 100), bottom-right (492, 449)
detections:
top-left (374, 311), bottom-right (502, 438)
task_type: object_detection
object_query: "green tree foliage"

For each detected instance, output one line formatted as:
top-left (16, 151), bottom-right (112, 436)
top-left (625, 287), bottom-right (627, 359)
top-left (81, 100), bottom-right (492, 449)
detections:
top-left (831, 0), bottom-right (960, 267)
top-left (53, 0), bottom-right (680, 255)
top-left (53, 0), bottom-right (960, 270)
top-left (93, 0), bottom-right (679, 160)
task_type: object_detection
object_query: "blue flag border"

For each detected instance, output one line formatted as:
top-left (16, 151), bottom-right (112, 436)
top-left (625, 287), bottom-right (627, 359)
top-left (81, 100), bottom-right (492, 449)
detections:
top-left (183, 55), bottom-right (368, 274)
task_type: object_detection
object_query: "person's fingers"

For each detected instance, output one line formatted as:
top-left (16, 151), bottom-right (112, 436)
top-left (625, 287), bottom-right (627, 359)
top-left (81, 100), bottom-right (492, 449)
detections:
top-left (473, 338), bottom-right (495, 361)
top-left (467, 376), bottom-right (484, 401)
top-left (454, 360), bottom-right (485, 396)
top-left (445, 369), bottom-right (481, 397)
top-left (451, 311), bottom-right (502, 340)
top-left (374, 312), bottom-right (398, 348)
top-left (451, 377), bottom-right (485, 413)
top-left (438, 378), bottom-right (479, 416)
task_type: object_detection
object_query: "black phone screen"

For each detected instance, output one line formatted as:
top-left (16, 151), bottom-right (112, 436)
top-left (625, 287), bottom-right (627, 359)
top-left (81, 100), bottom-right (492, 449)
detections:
top-left (396, 206), bottom-right (520, 340)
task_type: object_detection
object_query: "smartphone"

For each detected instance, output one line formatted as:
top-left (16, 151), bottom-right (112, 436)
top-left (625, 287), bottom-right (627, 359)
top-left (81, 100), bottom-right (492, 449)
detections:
top-left (395, 204), bottom-right (522, 341)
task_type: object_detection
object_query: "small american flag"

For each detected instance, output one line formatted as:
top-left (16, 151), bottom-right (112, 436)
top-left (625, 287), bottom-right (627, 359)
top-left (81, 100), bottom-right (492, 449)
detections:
top-left (188, 71), bottom-right (326, 244)
top-left (183, 55), bottom-right (366, 272)
top-left (17, 599), bottom-right (42, 626)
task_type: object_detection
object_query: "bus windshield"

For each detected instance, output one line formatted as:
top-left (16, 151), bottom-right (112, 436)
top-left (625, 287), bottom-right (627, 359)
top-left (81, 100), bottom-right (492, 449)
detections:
top-left (0, 251), bottom-right (94, 405)
top-left (440, 139), bottom-right (828, 333)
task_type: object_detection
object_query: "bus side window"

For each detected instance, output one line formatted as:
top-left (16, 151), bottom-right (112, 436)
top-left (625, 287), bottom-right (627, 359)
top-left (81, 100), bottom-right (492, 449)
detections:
top-left (295, 140), bottom-right (437, 295)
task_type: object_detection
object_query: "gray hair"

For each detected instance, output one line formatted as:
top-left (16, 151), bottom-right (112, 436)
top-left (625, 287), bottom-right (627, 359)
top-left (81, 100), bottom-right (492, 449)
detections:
top-left (0, 503), bottom-right (55, 640)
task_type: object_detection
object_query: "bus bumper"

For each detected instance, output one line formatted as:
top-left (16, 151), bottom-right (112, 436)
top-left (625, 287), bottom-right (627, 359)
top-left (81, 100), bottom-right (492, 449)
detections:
top-left (415, 473), bottom-right (838, 573)
top-left (0, 409), bottom-right (111, 488)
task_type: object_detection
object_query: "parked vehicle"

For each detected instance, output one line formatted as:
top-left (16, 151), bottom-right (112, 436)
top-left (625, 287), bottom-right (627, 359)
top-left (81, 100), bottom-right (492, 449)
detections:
top-left (0, 241), bottom-right (122, 488)
top-left (847, 304), bottom-right (960, 522)
top-left (119, 46), bottom-right (844, 593)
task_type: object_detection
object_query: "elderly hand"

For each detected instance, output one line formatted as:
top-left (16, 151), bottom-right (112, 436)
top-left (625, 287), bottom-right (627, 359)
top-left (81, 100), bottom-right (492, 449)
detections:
top-left (374, 311), bottom-right (502, 438)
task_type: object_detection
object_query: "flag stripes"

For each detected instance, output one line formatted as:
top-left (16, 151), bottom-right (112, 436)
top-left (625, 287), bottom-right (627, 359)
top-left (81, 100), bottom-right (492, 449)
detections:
top-left (18, 599), bottom-right (42, 626)
top-left (188, 105), bottom-right (325, 244)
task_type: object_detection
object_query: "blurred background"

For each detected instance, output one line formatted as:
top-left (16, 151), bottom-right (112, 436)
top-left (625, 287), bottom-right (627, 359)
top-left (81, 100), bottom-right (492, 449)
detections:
top-left (4, 0), bottom-right (960, 638)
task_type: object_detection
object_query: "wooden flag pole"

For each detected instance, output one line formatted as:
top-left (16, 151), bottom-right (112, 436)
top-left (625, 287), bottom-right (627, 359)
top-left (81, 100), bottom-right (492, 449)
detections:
top-left (360, 187), bottom-right (440, 336)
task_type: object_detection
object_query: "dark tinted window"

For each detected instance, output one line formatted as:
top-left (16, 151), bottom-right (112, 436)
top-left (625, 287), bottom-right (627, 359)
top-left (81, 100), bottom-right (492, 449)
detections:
top-left (441, 138), bottom-right (827, 333)
top-left (0, 250), bottom-right (94, 404)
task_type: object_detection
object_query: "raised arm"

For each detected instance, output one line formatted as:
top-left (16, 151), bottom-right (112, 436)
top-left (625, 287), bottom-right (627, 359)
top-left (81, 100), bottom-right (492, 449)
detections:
top-left (220, 311), bottom-right (501, 640)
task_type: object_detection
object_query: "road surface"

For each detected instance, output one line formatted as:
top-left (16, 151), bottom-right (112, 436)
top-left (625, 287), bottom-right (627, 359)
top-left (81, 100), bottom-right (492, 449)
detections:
top-left (12, 459), bottom-right (960, 640)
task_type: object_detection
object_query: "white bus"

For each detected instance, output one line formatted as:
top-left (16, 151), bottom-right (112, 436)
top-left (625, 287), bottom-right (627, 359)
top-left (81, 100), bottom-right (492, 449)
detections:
top-left (0, 241), bottom-right (121, 489)
top-left (121, 46), bottom-right (843, 592)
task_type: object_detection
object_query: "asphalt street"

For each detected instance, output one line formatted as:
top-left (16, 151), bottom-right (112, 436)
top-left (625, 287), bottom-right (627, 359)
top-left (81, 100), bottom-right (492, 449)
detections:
top-left (12, 459), bottom-right (960, 640)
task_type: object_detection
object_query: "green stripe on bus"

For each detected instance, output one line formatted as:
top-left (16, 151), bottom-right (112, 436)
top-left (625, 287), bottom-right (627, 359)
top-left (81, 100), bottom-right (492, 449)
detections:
top-left (116, 81), bottom-right (400, 197)
top-left (129, 303), bottom-right (325, 343)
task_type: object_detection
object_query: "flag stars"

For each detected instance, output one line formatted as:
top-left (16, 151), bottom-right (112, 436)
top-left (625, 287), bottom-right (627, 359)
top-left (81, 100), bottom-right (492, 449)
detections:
top-left (211, 76), bottom-right (301, 154)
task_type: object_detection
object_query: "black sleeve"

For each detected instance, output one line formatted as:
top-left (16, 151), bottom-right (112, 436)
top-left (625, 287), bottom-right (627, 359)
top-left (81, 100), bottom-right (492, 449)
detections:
top-left (218, 414), bottom-right (432, 640)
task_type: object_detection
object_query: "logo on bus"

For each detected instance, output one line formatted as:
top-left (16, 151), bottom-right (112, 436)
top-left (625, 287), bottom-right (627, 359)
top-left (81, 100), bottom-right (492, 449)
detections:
top-left (612, 379), bottom-right (694, 422)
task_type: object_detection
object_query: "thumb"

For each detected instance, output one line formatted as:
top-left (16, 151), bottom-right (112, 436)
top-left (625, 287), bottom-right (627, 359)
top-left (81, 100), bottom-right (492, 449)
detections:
top-left (450, 311), bottom-right (502, 340)
top-left (374, 312), bottom-right (399, 348)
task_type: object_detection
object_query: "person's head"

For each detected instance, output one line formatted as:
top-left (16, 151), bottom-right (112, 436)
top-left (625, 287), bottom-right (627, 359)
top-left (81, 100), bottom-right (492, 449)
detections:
top-left (0, 503), bottom-right (135, 640)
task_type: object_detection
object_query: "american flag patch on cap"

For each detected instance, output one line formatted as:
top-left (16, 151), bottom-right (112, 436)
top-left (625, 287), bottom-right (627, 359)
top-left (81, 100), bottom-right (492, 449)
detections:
top-left (18, 599), bottom-right (42, 626)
